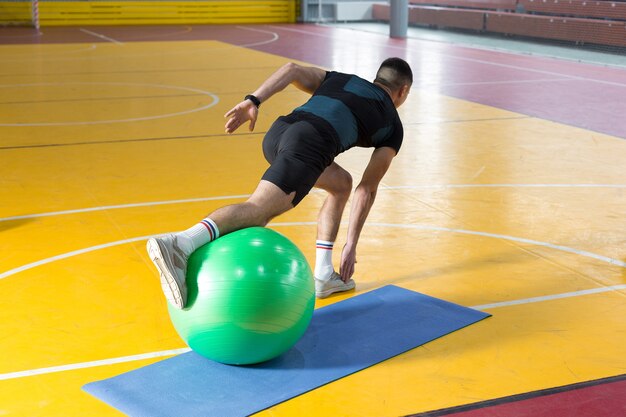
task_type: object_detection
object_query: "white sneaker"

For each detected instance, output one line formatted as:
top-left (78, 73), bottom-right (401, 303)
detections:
top-left (315, 271), bottom-right (355, 299)
top-left (146, 234), bottom-right (188, 309)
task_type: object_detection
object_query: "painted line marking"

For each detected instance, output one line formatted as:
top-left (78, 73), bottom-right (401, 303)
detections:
top-left (319, 23), bottom-right (626, 71)
top-left (0, 282), bottom-right (624, 382)
top-left (12, 27), bottom-right (280, 64)
top-left (472, 285), bottom-right (626, 310)
top-left (368, 222), bottom-right (626, 268)
top-left (469, 166), bottom-right (485, 181)
top-left (0, 195), bottom-right (251, 223)
top-left (0, 235), bottom-right (152, 280)
top-left (79, 28), bottom-right (123, 45)
top-left (0, 92), bottom-right (204, 106)
top-left (0, 131), bottom-right (263, 151)
top-left (235, 26), bottom-right (279, 47)
top-left (405, 116), bottom-right (531, 126)
top-left (2, 221), bottom-right (624, 282)
top-left (2, 184), bottom-right (624, 223)
top-left (0, 201), bottom-right (624, 380)
top-left (423, 78), bottom-right (573, 88)
top-left (108, 25), bottom-right (193, 42)
top-left (0, 82), bottom-right (219, 126)
top-left (385, 184), bottom-right (626, 188)
top-left (265, 25), bottom-right (626, 88)
top-left (0, 348), bottom-right (190, 381)
top-left (0, 26), bottom-right (623, 385)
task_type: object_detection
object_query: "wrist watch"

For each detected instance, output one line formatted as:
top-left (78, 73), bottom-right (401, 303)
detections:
top-left (244, 94), bottom-right (261, 108)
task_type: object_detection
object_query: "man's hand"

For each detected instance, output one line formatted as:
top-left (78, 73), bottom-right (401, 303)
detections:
top-left (223, 63), bottom-right (325, 134)
top-left (339, 147), bottom-right (396, 282)
top-left (339, 244), bottom-right (357, 282)
top-left (224, 100), bottom-right (258, 134)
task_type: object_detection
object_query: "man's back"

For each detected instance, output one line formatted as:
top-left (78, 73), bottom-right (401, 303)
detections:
top-left (288, 72), bottom-right (404, 155)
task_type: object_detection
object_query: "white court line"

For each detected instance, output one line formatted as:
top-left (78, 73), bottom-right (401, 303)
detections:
top-left (2, 222), bottom-right (625, 281)
top-left (0, 222), bottom-right (624, 380)
top-left (318, 23), bottom-right (626, 71)
top-left (2, 184), bottom-right (624, 223)
top-left (382, 184), bottom-right (626, 190)
top-left (0, 283), bottom-right (624, 381)
top-left (79, 28), bottom-right (123, 45)
top-left (0, 82), bottom-right (219, 127)
top-left (8, 27), bottom-right (280, 64)
top-left (235, 26), bottom-right (280, 47)
top-left (0, 194), bottom-right (250, 223)
top-left (0, 235), bottom-right (155, 280)
top-left (266, 25), bottom-right (626, 88)
top-left (0, 348), bottom-right (191, 381)
top-left (0, 204), bottom-right (624, 379)
top-left (472, 285), bottom-right (626, 310)
top-left (424, 78), bottom-right (573, 88)
top-left (369, 222), bottom-right (626, 268)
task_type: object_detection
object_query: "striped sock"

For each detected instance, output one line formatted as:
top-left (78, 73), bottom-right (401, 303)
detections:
top-left (314, 240), bottom-right (334, 281)
top-left (175, 218), bottom-right (220, 256)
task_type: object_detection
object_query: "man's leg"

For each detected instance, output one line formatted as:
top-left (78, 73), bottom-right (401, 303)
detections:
top-left (312, 163), bottom-right (356, 298)
top-left (315, 162), bottom-right (353, 243)
top-left (147, 180), bottom-right (295, 308)
top-left (208, 180), bottom-right (295, 235)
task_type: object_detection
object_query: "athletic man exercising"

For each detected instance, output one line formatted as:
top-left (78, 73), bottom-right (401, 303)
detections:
top-left (148, 57), bottom-right (412, 309)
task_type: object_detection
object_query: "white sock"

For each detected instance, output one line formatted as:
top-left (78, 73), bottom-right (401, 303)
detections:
top-left (314, 240), bottom-right (334, 281)
top-left (175, 218), bottom-right (220, 256)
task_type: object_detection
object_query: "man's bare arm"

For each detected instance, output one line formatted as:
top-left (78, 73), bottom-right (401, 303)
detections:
top-left (339, 146), bottom-right (396, 281)
top-left (252, 62), bottom-right (326, 99)
top-left (224, 63), bottom-right (326, 134)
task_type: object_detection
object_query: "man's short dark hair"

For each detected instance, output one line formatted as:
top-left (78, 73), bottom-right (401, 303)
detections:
top-left (375, 57), bottom-right (413, 92)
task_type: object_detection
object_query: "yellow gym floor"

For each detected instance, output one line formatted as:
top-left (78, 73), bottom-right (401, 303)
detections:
top-left (1, 25), bottom-right (625, 416)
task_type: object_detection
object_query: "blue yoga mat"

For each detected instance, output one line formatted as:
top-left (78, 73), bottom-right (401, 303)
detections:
top-left (84, 285), bottom-right (490, 417)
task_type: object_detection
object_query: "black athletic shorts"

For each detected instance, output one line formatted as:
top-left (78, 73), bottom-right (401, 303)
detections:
top-left (262, 117), bottom-right (337, 206)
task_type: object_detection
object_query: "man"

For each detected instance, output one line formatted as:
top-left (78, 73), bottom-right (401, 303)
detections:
top-left (147, 57), bottom-right (412, 309)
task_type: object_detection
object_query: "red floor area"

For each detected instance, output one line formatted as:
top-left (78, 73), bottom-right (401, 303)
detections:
top-left (243, 25), bottom-right (626, 141)
top-left (410, 374), bottom-right (626, 417)
top-left (2, 24), bottom-right (624, 140)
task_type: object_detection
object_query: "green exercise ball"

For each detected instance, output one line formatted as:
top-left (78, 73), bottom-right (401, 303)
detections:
top-left (168, 227), bottom-right (315, 365)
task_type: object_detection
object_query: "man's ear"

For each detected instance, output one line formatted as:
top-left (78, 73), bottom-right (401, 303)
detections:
top-left (401, 84), bottom-right (411, 98)
top-left (393, 84), bottom-right (410, 107)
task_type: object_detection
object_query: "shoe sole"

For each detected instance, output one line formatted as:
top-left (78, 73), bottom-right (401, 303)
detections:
top-left (315, 279), bottom-right (355, 299)
top-left (147, 238), bottom-right (183, 309)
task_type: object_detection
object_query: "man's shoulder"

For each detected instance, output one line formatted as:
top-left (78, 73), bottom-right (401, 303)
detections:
top-left (325, 71), bottom-right (368, 83)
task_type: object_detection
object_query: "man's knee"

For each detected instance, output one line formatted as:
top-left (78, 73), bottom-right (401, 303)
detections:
top-left (239, 201), bottom-right (279, 228)
top-left (316, 164), bottom-right (353, 198)
top-left (335, 170), bottom-right (353, 198)
top-left (247, 181), bottom-right (295, 224)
